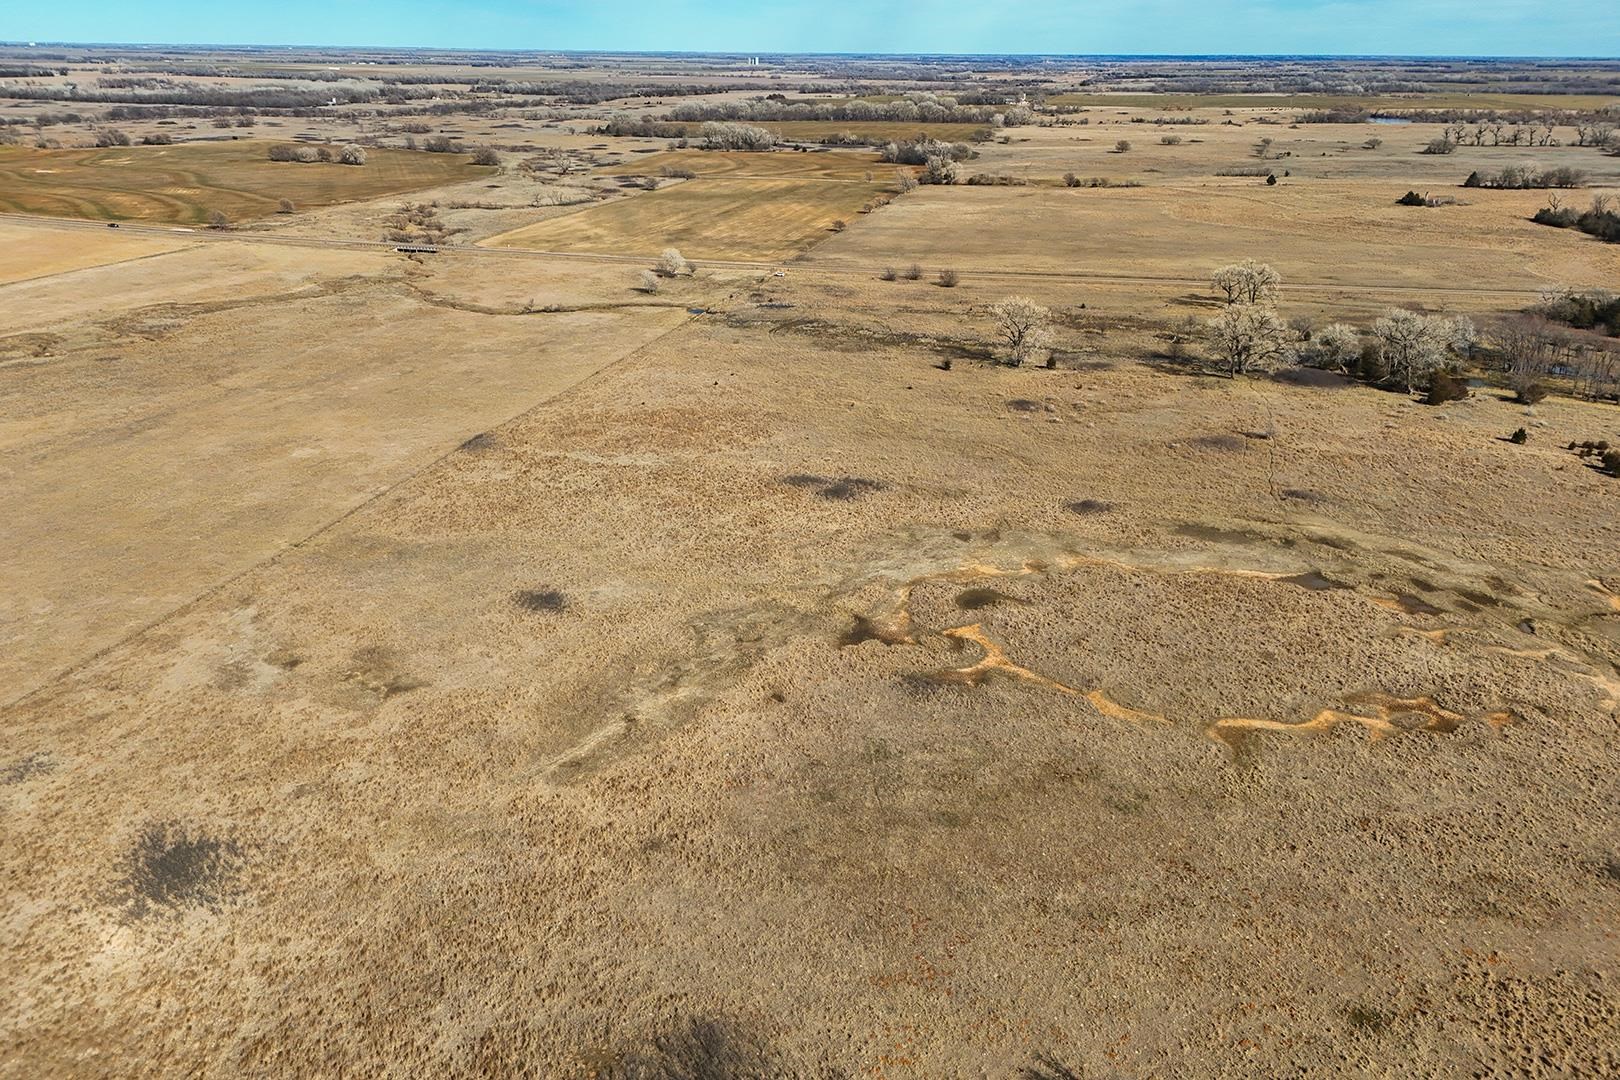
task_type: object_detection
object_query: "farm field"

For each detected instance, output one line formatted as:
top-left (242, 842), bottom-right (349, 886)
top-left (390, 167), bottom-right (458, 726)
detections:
top-left (806, 180), bottom-right (1620, 305)
top-left (601, 146), bottom-right (895, 181)
top-left (1045, 91), bottom-right (1620, 111)
top-left (0, 218), bottom-right (188, 284)
top-left (0, 142), bottom-right (489, 224)
top-left (486, 175), bottom-right (893, 260)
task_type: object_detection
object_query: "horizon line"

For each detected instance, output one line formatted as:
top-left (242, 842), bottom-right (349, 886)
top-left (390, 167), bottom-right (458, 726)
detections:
top-left (5, 42), bottom-right (1620, 63)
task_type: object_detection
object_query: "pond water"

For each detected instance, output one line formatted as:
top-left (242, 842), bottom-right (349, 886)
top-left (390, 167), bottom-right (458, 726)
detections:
top-left (1369, 117), bottom-right (1415, 125)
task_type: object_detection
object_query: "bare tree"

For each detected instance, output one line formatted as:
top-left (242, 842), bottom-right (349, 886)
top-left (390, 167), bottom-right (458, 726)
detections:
top-left (1205, 304), bottom-right (1295, 377)
top-left (637, 270), bottom-right (661, 294)
top-left (1373, 308), bottom-right (1467, 393)
top-left (894, 169), bottom-right (918, 193)
top-left (656, 248), bottom-right (691, 277)
top-left (990, 297), bottom-right (1053, 366)
top-left (207, 210), bottom-right (229, 230)
top-left (1211, 260), bottom-right (1282, 305)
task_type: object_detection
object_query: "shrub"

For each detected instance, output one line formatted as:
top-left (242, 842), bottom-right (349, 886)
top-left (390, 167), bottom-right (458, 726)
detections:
top-left (919, 155), bottom-right (958, 185)
top-left (1114, 139), bottom-right (1132, 153)
top-left (938, 268), bottom-right (960, 288)
top-left (1514, 382), bottom-right (1549, 404)
top-left (829, 219), bottom-right (846, 232)
top-left (637, 270), bottom-right (660, 294)
top-left (879, 267), bottom-right (897, 281)
top-left (1397, 190), bottom-right (1428, 206)
top-left (1307, 322), bottom-right (1362, 371)
top-left (1508, 427), bottom-right (1529, 444)
top-left (1604, 449), bottom-right (1620, 475)
top-left (1063, 172), bottom-right (1080, 187)
top-left (1463, 171), bottom-right (1483, 188)
top-left (207, 210), bottom-right (229, 230)
top-left (1421, 137), bottom-right (1456, 155)
top-left (338, 144), bottom-right (367, 166)
top-left (903, 264), bottom-right (923, 281)
top-left (276, 198), bottom-right (295, 214)
top-left (1363, 137), bottom-right (1383, 150)
top-left (894, 169), bottom-right (918, 193)
top-left (470, 146), bottom-right (500, 166)
top-left (1425, 369), bottom-right (1470, 405)
top-left (1160, 134), bottom-right (1182, 145)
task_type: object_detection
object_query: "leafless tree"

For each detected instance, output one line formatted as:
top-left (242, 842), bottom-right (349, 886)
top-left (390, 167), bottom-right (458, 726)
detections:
top-left (990, 297), bottom-right (1053, 366)
top-left (656, 248), bottom-right (691, 277)
top-left (1211, 260), bottom-right (1282, 306)
top-left (1205, 304), bottom-right (1295, 377)
top-left (1373, 308), bottom-right (1468, 393)
top-left (637, 270), bottom-right (661, 294)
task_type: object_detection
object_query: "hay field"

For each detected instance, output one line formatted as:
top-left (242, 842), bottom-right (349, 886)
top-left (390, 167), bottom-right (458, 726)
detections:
top-left (0, 219), bottom-right (189, 284)
top-left (486, 175), bottom-right (892, 260)
top-left (808, 181), bottom-right (1620, 299)
top-left (1046, 91), bottom-right (1620, 111)
top-left (603, 147), bottom-right (894, 181)
top-left (0, 143), bottom-right (488, 224)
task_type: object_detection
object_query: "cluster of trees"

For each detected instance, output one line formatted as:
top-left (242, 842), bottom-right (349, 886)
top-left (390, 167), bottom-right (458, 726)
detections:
top-left (268, 143), bottom-right (368, 165)
top-left (1535, 286), bottom-right (1620, 336)
top-left (1463, 164), bottom-right (1587, 189)
top-left (877, 137), bottom-right (976, 166)
top-left (1494, 312), bottom-right (1620, 402)
top-left (1200, 261), bottom-right (1482, 394)
top-left (698, 121), bottom-right (776, 151)
top-left (0, 82), bottom-right (397, 109)
top-left (667, 92), bottom-right (1030, 127)
top-left (1532, 194), bottom-right (1620, 243)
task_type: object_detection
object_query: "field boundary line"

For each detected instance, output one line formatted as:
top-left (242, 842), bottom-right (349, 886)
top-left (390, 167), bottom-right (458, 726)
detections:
top-left (1, 305), bottom-right (709, 712)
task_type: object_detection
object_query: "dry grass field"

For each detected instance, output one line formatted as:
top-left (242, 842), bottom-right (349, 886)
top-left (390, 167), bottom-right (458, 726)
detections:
top-left (808, 181), bottom-right (1620, 303)
top-left (4, 49), bottom-right (1620, 1078)
top-left (1046, 91), bottom-right (1620, 111)
top-left (486, 174), bottom-right (894, 260)
top-left (0, 143), bottom-right (489, 224)
top-left (602, 147), bottom-right (895, 181)
top-left (0, 219), bottom-right (189, 284)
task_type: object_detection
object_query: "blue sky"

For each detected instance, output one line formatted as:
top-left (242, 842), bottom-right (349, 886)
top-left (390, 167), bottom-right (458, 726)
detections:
top-left (10, 1), bottom-right (1619, 57)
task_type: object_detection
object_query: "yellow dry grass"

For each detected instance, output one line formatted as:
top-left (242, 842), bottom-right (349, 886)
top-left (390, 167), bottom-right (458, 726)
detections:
top-left (603, 147), bottom-right (893, 181)
top-left (0, 142), bottom-right (490, 225)
top-left (811, 180), bottom-right (1620, 299)
top-left (486, 176), bottom-right (892, 260)
top-left (0, 220), bottom-right (188, 284)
